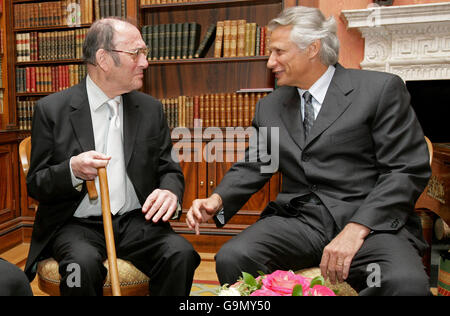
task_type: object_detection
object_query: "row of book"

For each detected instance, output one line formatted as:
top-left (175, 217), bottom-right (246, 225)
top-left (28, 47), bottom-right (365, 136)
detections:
top-left (0, 91), bottom-right (3, 115)
top-left (16, 29), bottom-right (88, 62)
top-left (17, 98), bottom-right (38, 131)
top-left (214, 20), bottom-right (270, 58)
top-left (95, 0), bottom-right (127, 19)
top-left (16, 91), bottom-right (272, 132)
top-left (14, 0), bottom-right (94, 29)
top-left (0, 29), bottom-right (3, 55)
top-left (162, 92), bottom-right (270, 129)
top-left (14, 0), bottom-right (127, 29)
top-left (0, 57), bottom-right (3, 89)
top-left (16, 64), bottom-right (87, 93)
top-left (141, 0), bottom-right (206, 4)
top-left (142, 23), bottom-right (203, 60)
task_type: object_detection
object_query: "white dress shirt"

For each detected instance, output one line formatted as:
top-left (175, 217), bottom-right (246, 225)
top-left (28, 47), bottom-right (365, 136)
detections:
top-left (71, 75), bottom-right (141, 218)
top-left (297, 65), bottom-right (336, 122)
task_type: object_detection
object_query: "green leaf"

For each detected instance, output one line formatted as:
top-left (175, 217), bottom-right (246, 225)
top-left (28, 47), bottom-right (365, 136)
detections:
top-left (292, 284), bottom-right (303, 296)
top-left (242, 272), bottom-right (257, 287)
top-left (310, 275), bottom-right (325, 288)
top-left (257, 270), bottom-right (266, 277)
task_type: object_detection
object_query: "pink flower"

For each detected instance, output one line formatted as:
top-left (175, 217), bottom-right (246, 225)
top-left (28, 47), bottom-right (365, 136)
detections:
top-left (262, 270), bottom-right (311, 296)
top-left (308, 285), bottom-right (336, 296)
top-left (250, 288), bottom-right (282, 296)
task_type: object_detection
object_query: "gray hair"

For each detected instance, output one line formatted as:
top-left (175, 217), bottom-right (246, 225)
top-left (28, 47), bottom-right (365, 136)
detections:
top-left (83, 17), bottom-right (128, 66)
top-left (268, 6), bottom-right (339, 66)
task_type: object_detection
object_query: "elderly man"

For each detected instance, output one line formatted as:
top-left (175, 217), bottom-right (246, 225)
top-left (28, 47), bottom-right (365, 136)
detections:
top-left (25, 18), bottom-right (199, 296)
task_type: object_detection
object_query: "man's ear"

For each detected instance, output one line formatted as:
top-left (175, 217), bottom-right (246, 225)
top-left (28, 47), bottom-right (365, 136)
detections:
top-left (308, 39), bottom-right (321, 60)
top-left (95, 49), bottom-right (110, 71)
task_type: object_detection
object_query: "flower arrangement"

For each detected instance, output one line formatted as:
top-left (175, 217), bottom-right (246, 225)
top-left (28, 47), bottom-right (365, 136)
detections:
top-left (218, 270), bottom-right (336, 296)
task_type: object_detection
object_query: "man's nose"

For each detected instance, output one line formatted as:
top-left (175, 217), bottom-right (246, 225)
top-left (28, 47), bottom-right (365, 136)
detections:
top-left (138, 53), bottom-right (149, 69)
top-left (267, 52), bottom-right (276, 69)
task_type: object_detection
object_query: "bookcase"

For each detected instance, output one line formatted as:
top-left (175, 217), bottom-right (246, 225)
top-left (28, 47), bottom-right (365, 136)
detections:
top-left (138, 0), bottom-right (286, 251)
top-left (0, 0), bottom-right (139, 252)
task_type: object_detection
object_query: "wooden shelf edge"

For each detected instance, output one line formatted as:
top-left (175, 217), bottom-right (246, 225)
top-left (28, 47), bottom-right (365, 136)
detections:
top-left (14, 24), bottom-right (91, 32)
top-left (141, 0), bottom-right (281, 10)
top-left (148, 56), bottom-right (269, 65)
top-left (16, 59), bottom-right (84, 66)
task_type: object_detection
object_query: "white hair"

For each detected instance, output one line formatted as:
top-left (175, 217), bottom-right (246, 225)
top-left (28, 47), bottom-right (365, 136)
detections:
top-left (268, 6), bottom-right (340, 66)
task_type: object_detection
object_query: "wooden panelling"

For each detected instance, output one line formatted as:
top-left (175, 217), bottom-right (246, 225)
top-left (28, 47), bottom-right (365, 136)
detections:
top-left (0, 144), bottom-right (18, 225)
top-left (144, 60), bottom-right (274, 99)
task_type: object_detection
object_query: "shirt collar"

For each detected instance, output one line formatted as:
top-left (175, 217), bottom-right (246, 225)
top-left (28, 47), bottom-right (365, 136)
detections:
top-left (86, 75), bottom-right (122, 112)
top-left (297, 65), bottom-right (336, 104)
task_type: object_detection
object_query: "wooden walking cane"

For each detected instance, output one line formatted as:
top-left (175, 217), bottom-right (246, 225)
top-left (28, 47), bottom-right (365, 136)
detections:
top-left (86, 169), bottom-right (122, 296)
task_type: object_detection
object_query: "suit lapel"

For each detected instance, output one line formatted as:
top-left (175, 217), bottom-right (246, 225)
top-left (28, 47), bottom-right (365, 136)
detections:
top-left (279, 87), bottom-right (305, 150)
top-left (305, 64), bottom-right (354, 148)
top-left (122, 92), bottom-right (141, 167)
top-left (69, 80), bottom-right (95, 152)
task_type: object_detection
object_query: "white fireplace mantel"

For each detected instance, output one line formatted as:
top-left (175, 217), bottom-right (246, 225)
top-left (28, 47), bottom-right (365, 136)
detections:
top-left (341, 3), bottom-right (450, 81)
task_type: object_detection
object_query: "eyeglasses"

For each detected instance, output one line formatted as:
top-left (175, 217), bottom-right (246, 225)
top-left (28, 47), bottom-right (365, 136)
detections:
top-left (110, 47), bottom-right (150, 60)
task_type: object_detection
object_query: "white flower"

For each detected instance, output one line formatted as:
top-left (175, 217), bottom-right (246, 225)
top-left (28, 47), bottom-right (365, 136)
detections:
top-left (218, 287), bottom-right (242, 296)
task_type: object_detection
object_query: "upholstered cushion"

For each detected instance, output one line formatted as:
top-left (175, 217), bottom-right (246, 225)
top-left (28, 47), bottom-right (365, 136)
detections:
top-left (37, 257), bottom-right (149, 288)
top-left (103, 259), bottom-right (149, 287)
top-left (297, 267), bottom-right (358, 296)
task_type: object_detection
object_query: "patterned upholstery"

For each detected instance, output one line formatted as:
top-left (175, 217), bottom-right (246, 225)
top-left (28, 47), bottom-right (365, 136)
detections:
top-left (37, 257), bottom-right (149, 296)
top-left (297, 267), bottom-right (358, 296)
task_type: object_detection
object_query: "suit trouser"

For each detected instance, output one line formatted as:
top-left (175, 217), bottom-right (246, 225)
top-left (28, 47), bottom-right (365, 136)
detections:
top-left (215, 201), bottom-right (430, 296)
top-left (0, 258), bottom-right (33, 296)
top-left (50, 209), bottom-right (200, 296)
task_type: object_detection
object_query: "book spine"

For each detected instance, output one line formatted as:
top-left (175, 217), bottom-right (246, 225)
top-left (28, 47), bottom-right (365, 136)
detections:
top-left (255, 26), bottom-right (261, 56)
top-left (159, 24), bottom-right (165, 60)
top-left (165, 24), bottom-right (171, 60)
top-left (250, 23), bottom-right (256, 57)
top-left (214, 21), bottom-right (224, 58)
top-left (232, 94), bottom-right (238, 127)
top-left (219, 93), bottom-right (226, 127)
top-left (237, 93), bottom-right (243, 127)
top-left (152, 24), bottom-right (159, 61)
top-left (260, 26), bottom-right (266, 56)
top-left (181, 22), bottom-right (190, 59)
top-left (230, 20), bottom-right (238, 58)
top-left (226, 93), bottom-right (232, 127)
top-left (176, 23), bottom-right (183, 60)
top-left (222, 20), bottom-right (231, 58)
top-left (188, 22), bottom-right (200, 59)
top-left (194, 24), bottom-right (216, 58)
top-left (245, 23), bottom-right (251, 57)
top-left (170, 24), bottom-right (176, 60)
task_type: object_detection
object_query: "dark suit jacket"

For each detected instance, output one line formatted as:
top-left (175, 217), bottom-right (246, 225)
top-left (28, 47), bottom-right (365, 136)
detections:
top-left (24, 79), bottom-right (184, 280)
top-left (214, 64), bottom-right (431, 246)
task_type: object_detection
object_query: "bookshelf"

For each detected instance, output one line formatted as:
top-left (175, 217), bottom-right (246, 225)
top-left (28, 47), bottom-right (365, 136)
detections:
top-left (138, 0), bottom-right (285, 251)
top-left (0, 0), bottom-right (7, 130)
top-left (0, 0), bottom-right (138, 252)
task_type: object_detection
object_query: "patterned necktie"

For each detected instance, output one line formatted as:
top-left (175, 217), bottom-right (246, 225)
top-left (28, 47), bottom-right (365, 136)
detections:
top-left (303, 91), bottom-right (315, 139)
top-left (106, 99), bottom-right (126, 215)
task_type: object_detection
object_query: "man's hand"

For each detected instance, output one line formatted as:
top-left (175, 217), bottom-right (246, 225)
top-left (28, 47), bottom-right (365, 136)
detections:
top-left (320, 222), bottom-right (370, 284)
top-left (186, 194), bottom-right (223, 235)
top-left (142, 189), bottom-right (178, 223)
top-left (71, 151), bottom-right (110, 180)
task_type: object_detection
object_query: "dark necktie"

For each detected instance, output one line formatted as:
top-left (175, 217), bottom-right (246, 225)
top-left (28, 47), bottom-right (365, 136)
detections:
top-left (303, 91), bottom-right (314, 139)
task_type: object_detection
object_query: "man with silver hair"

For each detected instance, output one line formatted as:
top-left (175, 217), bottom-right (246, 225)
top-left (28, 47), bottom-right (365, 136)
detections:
top-left (187, 6), bottom-right (431, 295)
